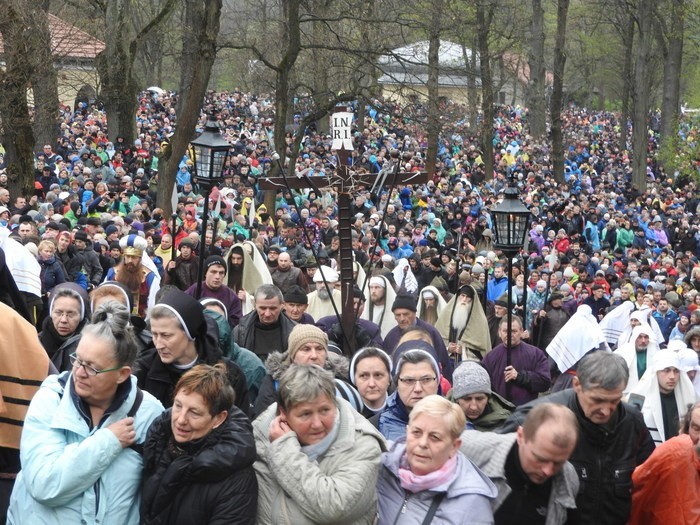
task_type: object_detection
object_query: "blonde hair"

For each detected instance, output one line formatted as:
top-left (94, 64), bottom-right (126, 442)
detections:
top-left (409, 395), bottom-right (465, 439)
top-left (37, 239), bottom-right (56, 253)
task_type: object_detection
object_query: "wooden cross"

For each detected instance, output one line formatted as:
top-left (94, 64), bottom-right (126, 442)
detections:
top-left (259, 112), bottom-right (428, 355)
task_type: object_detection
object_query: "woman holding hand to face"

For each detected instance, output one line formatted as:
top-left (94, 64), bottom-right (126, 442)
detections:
top-left (253, 365), bottom-right (386, 524)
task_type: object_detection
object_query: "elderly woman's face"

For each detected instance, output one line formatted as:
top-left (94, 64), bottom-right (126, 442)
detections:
top-left (397, 361), bottom-right (439, 409)
top-left (71, 332), bottom-right (127, 407)
top-left (51, 296), bottom-right (82, 336)
top-left (406, 412), bottom-right (461, 475)
top-left (354, 356), bottom-right (390, 406)
top-left (293, 342), bottom-right (327, 366)
top-left (171, 389), bottom-right (226, 444)
top-left (150, 316), bottom-right (195, 366)
top-left (283, 394), bottom-right (336, 446)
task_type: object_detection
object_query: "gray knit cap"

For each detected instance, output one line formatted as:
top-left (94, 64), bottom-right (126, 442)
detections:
top-left (451, 361), bottom-right (491, 399)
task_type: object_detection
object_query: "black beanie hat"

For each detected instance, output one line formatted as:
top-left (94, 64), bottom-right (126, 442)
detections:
top-left (205, 255), bottom-right (227, 273)
top-left (284, 285), bottom-right (308, 305)
top-left (392, 293), bottom-right (418, 312)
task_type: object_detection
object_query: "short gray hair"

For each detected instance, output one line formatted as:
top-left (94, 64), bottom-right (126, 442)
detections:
top-left (277, 365), bottom-right (336, 412)
top-left (577, 352), bottom-right (629, 391)
top-left (254, 283), bottom-right (284, 303)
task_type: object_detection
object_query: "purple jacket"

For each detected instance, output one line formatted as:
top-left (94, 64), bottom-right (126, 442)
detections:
top-left (481, 341), bottom-right (550, 406)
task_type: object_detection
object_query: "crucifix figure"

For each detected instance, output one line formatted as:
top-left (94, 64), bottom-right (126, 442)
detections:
top-left (260, 108), bottom-right (427, 355)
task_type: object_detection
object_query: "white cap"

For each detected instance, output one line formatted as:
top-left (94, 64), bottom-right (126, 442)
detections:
top-left (313, 265), bottom-right (339, 283)
top-left (651, 349), bottom-right (681, 373)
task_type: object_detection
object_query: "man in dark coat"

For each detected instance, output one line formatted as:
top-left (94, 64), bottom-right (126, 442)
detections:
top-left (163, 237), bottom-right (199, 291)
top-left (232, 284), bottom-right (296, 363)
top-left (498, 352), bottom-right (655, 525)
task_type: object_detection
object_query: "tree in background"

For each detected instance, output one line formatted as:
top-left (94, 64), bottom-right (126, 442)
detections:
top-left (550, 0), bottom-right (569, 185)
top-left (0, 0), bottom-right (44, 197)
top-left (156, 0), bottom-right (224, 214)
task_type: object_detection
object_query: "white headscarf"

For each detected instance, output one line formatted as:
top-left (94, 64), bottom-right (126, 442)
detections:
top-left (392, 258), bottom-right (418, 294)
top-left (630, 349), bottom-right (697, 444)
top-left (599, 301), bottom-right (635, 346)
top-left (547, 305), bottom-right (610, 373)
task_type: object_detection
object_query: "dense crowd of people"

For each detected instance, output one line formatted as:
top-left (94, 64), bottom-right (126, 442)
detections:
top-left (0, 89), bottom-right (699, 524)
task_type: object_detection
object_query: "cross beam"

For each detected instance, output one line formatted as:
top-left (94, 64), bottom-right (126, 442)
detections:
top-left (260, 149), bottom-right (428, 355)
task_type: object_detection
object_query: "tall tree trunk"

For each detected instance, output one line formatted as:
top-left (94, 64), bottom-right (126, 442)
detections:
top-left (619, 10), bottom-right (634, 153)
top-left (28, 0), bottom-right (60, 150)
top-left (550, 0), bottom-right (569, 184)
top-left (425, 0), bottom-right (443, 178)
top-left (659, 0), bottom-right (684, 153)
top-left (632, 0), bottom-right (652, 191)
top-left (266, 0), bottom-right (302, 213)
top-left (476, 1), bottom-right (495, 182)
top-left (96, 0), bottom-right (176, 144)
top-left (0, 3), bottom-right (37, 199)
top-left (156, 0), bottom-right (223, 214)
top-left (96, 1), bottom-right (138, 144)
top-left (527, 0), bottom-right (546, 138)
top-left (466, 36), bottom-right (479, 130)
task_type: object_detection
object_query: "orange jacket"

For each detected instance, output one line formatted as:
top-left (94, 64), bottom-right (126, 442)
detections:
top-left (630, 434), bottom-right (700, 525)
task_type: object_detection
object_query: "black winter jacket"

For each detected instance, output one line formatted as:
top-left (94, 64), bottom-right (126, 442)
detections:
top-left (231, 310), bottom-right (296, 360)
top-left (498, 388), bottom-right (655, 525)
top-left (141, 406), bottom-right (258, 525)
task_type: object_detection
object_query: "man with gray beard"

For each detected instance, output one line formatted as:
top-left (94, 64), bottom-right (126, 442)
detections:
top-left (436, 284), bottom-right (492, 362)
top-left (306, 265), bottom-right (343, 320)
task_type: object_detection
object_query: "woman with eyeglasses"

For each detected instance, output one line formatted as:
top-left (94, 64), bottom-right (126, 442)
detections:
top-left (8, 301), bottom-right (164, 524)
top-left (38, 282), bottom-right (91, 372)
top-left (373, 342), bottom-right (442, 441)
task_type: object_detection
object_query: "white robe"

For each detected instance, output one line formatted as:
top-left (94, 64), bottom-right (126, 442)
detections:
top-left (614, 325), bottom-right (660, 394)
top-left (307, 289), bottom-right (342, 321)
top-left (630, 367), bottom-right (697, 445)
top-left (361, 274), bottom-right (397, 338)
top-left (547, 305), bottom-right (610, 373)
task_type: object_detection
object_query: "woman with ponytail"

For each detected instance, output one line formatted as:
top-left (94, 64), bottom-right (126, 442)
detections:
top-left (8, 301), bottom-right (164, 525)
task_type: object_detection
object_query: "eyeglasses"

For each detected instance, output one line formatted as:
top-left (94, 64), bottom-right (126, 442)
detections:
top-left (69, 353), bottom-right (123, 377)
top-left (398, 376), bottom-right (437, 387)
top-left (52, 310), bottom-right (80, 320)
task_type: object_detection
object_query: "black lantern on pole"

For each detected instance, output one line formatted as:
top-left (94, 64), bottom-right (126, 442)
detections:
top-left (490, 177), bottom-right (530, 400)
top-left (191, 115), bottom-right (230, 299)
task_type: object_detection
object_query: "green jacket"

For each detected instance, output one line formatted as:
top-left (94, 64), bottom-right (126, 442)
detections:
top-left (616, 228), bottom-right (634, 251)
top-left (448, 390), bottom-right (515, 432)
top-left (206, 310), bottom-right (266, 402)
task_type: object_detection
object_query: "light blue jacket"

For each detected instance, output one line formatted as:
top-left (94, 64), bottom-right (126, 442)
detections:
top-left (8, 373), bottom-right (163, 525)
top-left (377, 441), bottom-right (497, 524)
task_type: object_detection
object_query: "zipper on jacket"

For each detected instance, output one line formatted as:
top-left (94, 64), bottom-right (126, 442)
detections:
top-left (94, 481), bottom-right (100, 519)
top-left (392, 496), bottom-right (408, 525)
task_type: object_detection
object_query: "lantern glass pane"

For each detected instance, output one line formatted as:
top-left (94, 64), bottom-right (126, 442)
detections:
top-left (212, 149), bottom-right (228, 177)
top-left (194, 145), bottom-right (212, 179)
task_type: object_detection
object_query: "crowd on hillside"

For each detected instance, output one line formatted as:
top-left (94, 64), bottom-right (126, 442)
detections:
top-left (0, 89), bottom-right (699, 524)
